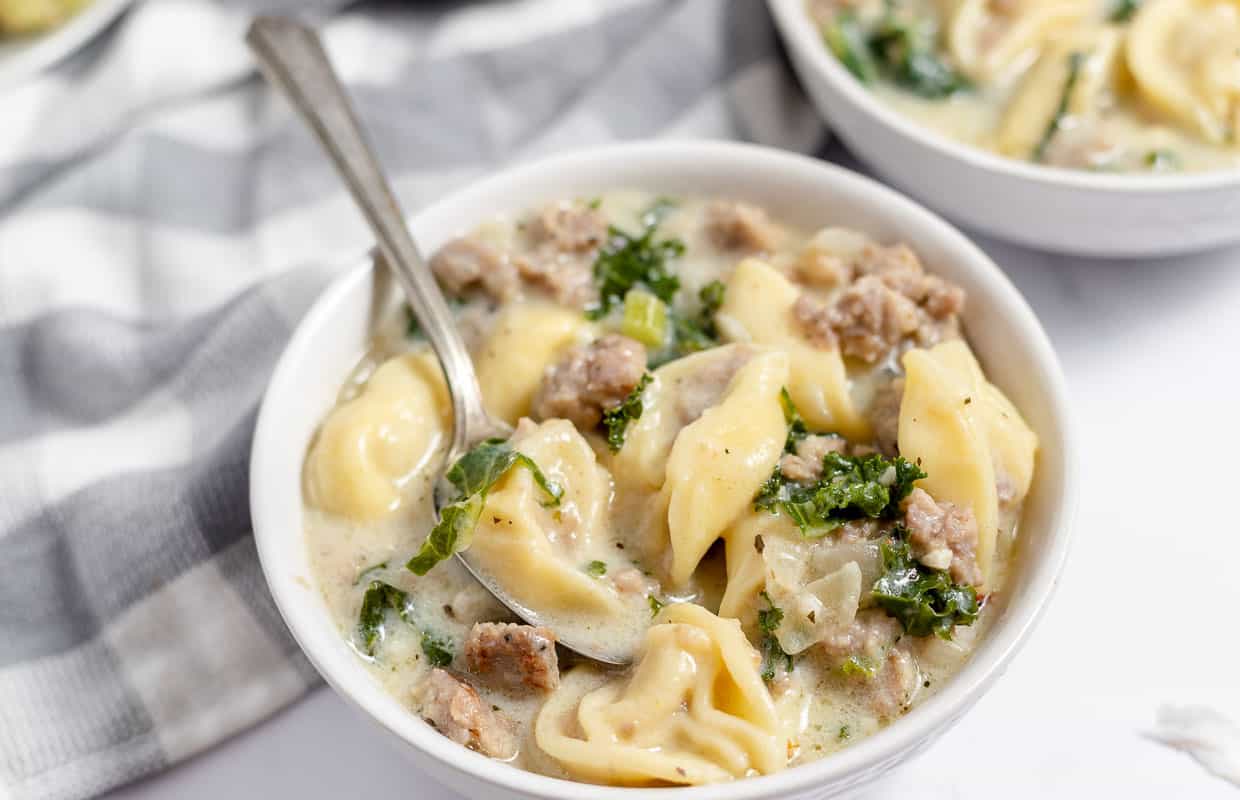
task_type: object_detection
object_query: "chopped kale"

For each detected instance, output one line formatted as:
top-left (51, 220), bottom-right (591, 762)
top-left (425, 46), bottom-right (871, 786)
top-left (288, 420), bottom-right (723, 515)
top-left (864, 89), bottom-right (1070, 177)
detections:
top-left (823, 11), bottom-right (876, 83)
top-left (647, 594), bottom-right (666, 618)
top-left (755, 449), bottom-right (926, 537)
top-left (757, 591), bottom-right (794, 682)
top-left (778, 387), bottom-right (810, 452)
top-left (406, 439), bottom-right (562, 575)
top-left (869, 14), bottom-right (967, 98)
top-left (649, 280), bottom-right (727, 367)
top-left (357, 580), bottom-right (415, 657)
top-left (839, 655), bottom-right (877, 679)
top-left (420, 631), bottom-right (454, 667)
top-left (871, 527), bottom-right (979, 638)
top-left (602, 373), bottom-right (653, 452)
top-left (1034, 51), bottom-right (1086, 163)
top-left (585, 213), bottom-right (684, 320)
top-left (405, 304), bottom-right (421, 339)
top-left (838, 725), bottom-right (851, 741)
top-left (584, 560), bottom-right (607, 577)
top-left (1110, 0), bottom-right (1141, 22)
top-left (1145, 149), bottom-right (1181, 171)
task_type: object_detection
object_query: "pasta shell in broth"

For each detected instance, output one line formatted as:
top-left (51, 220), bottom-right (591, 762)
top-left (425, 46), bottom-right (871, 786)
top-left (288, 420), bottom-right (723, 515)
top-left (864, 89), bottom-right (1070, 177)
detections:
top-left (945, 0), bottom-right (1091, 83)
top-left (1127, 0), bottom-right (1240, 144)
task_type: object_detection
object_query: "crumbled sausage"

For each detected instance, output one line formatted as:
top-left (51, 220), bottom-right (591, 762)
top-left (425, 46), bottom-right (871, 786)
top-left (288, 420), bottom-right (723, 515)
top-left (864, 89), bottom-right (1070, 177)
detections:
top-left (531, 334), bottom-right (647, 430)
top-left (704, 201), bottom-right (781, 252)
top-left (465, 622), bottom-right (560, 692)
top-left (791, 243), bottom-right (967, 362)
top-left (419, 669), bottom-right (516, 758)
top-left (514, 254), bottom-right (596, 308)
top-left (867, 377), bottom-right (904, 457)
top-left (429, 236), bottom-right (519, 302)
top-left (778, 434), bottom-right (847, 482)
top-left (820, 609), bottom-right (902, 663)
top-left (529, 203), bottom-right (608, 253)
top-left (868, 646), bottom-right (921, 720)
top-left (612, 567), bottom-right (647, 595)
top-left (903, 487), bottom-right (982, 586)
top-left (826, 276), bottom-right (922, 363)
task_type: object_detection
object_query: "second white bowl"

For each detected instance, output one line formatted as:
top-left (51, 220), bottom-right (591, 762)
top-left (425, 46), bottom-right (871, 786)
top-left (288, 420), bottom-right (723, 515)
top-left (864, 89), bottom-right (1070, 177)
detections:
top-left (769, 0), bottom-right (1240, 258)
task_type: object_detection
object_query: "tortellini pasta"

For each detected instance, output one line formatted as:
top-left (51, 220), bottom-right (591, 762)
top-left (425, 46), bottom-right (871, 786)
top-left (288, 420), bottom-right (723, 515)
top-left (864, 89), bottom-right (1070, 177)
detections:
top-left (1127, 0), bottom-right (1240, 144)
top-left (305, 350), bottom-right (449, 520)
top-left (898, 340), bottom-right (1038, 587)
top-left (474, 302), bottom-right (595, 425)
top-left (996, 26), bottom-right (1123, 158)
top-left (534, 603), bottom-right (785, 785)
top-left (661, 350), bottom-right (789, 586)
top-left (467, 419), bottom-right (627, 623)
top-left (717, 259), bottom-right (870, 441)
top-left (945, 0), bottom-right (1090, 82)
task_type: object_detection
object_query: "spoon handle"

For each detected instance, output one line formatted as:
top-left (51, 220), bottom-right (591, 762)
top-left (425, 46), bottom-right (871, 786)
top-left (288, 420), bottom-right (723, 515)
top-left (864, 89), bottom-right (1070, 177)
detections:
top-left (246, 16), bottom-right (493, 455)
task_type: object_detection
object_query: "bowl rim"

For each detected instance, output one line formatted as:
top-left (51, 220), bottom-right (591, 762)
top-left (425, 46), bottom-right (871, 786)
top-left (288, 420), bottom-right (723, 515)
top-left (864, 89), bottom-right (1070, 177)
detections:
top-left (766, 0), bottom-right (1240, 194)
top-left (250, 140), bottom-right (1079, 800)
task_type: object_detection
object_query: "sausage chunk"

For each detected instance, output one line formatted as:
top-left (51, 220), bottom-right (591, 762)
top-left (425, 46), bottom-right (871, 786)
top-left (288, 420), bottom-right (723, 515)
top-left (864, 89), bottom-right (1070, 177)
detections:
top-left (419, 669), bottom-right (516, 758)
top-left (820, 608), bottom-right (902, 663)
top-left (867, 377), bottom-right (904, 457)
top-left (792, 243), bottom-right (967, 363)
top-left (868, 646), bottom-right (921, 720)
top-left (429, 236), bottom-right (519, 302)
top-left (529, 202), bottom-right (608, 253)
top-left (531, 334), bottom-right (647, 430)
top-left (903, 487), bottom-right (982, 586)
top-left (778, 434), bottom-right (847, 482)
top-left (704, 201), bottom-right (781, 252)
top-left (465, 622), bottom-right (560, 692)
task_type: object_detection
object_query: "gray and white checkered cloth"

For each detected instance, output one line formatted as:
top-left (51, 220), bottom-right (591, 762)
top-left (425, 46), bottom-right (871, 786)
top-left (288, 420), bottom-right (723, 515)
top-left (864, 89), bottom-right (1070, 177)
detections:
top-left (0, 1), bottom-right (829, 797)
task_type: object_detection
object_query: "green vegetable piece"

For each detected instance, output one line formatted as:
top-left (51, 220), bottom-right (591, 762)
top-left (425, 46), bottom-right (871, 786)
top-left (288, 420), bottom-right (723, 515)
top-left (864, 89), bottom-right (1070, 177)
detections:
top-left (404, 304), bottom-right (421, 339)
top-left (648, 280), bottom-right (727, 368)
top-left (778, 387), bottom-right (810, 452)
top-left (584, 560), bottom-right (607, 577)
top-left (823, 12), bottom-right (876, 83)
top-left (357, 580), bottom-right (414, 657)
top-left (838, 725), bottom-right (851, 741)
top-left (1110, 0), bottom-right (1141, 22)
top-left (839, 655), bottom-right (877, 679)
top-left (871, 529), bottom-right (980, 638)
top-left (1034, 51), bottom-right (1086, 163)
top-left (406, 440), bottom-right (562, 575)
top-left (757, 591), bottom-right (794, 682)
top-left (1145, 149), bottom-right (1181, 171)
top-left (869, 13), bottom-right (967, 98)
top-left (647, 594), bottom-right (666, 617)
top-left (620, 289), bottom-right (669, 348)
top-left (420, 632), bottom-right (454, 667)
top-left (586, 214), bottom-right (684, 320)
top-left (602, 373), bottom-right (653, 453)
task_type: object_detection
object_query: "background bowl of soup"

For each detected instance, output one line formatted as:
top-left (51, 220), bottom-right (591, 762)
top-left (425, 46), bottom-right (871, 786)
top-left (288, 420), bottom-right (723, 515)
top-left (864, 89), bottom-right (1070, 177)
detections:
top-left (250, 140), bottom-right (1077, 800)
top-left (768, 0), bottom-right (1240, 258)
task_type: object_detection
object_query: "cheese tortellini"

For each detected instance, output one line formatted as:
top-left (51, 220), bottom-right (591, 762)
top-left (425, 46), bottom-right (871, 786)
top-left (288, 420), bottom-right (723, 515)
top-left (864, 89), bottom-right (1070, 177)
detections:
top-left (945, 0), bottom-right (1090, 82)
top-left (1127, 0), bottom-right (1240, 144)
top-left (305, 350), bottom-right (449, 520)
top-left (535, 603), bottom-right (784, 785)
top-left (898, 340), bottom-right (1038, 587)
top-left (717, 258), bottom-right (869, 440)
top-left (474, 302), bottom-right (595, 425)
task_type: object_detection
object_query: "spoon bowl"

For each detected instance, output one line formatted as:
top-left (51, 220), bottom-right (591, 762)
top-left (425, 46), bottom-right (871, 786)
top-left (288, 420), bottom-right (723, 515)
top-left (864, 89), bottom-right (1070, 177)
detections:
top-left (246, 15), bottom-right (630, 665)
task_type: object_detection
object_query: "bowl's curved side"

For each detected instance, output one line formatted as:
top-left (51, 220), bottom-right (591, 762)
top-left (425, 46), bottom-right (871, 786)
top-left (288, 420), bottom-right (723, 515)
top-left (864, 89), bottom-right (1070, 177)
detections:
top-left (250, 140), bottom-right (1077, 800)
top-left (768, 0), bottom-right (1240, 257)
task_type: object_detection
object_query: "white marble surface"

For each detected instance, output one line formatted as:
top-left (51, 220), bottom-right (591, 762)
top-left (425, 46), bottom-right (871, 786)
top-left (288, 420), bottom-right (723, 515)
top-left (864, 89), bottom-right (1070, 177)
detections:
top-left (106, 233), bottom-right (1240, 798)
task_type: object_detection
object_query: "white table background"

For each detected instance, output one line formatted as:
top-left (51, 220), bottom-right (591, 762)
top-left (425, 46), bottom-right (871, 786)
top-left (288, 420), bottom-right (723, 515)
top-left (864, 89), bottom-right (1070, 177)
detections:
top-left (106, 231), bottom-right (1240, 797)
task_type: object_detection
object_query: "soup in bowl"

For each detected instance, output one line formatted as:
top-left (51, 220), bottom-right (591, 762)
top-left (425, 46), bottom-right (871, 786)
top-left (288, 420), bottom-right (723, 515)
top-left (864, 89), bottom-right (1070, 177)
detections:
top-left (250, 141), bottom-right (1076, 800)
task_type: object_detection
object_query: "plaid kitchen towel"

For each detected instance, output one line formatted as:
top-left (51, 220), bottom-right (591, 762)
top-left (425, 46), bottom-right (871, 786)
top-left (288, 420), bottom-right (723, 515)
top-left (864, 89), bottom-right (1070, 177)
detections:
top-left (0, 1), bottom-right (827, 798)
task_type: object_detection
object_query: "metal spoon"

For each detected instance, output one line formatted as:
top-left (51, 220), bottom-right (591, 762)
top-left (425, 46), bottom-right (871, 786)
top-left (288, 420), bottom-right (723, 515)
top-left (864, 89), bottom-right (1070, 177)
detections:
top-left (246, 16), bottom-right (628, 665)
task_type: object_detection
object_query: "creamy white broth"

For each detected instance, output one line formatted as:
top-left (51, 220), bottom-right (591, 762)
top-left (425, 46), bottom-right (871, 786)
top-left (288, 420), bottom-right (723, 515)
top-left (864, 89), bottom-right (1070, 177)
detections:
top-left (810, 0), bottom-right (1240, 173)
top-left (301, 191), bottom-right (1037, 785)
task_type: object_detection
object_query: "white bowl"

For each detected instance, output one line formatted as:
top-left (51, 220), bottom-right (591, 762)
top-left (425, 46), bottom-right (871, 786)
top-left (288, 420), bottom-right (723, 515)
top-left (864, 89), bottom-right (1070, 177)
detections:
top-left (0, 0), bottom-right (132, 93)
top-left (250, 141), bottom-right (1077, 800)
top-left (768, 0), bottom-right (1240, 258)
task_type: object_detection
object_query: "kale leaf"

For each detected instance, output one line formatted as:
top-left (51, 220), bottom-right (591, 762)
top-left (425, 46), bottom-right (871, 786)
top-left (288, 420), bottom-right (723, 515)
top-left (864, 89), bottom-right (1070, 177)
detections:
top-left (871, 528), bottom-right (979, 638)
top-left (650, 280), bottom-right (727, 367)
top-left (352, 560), bottom-right (389, 586)
top-left (1110, 0), bottom-right (1141, 22)
top-left (584, 560), bottom-right (607, 577)
top-left (757, 591), bottom-right (793, 682)
top-left (823, 11), bottom-right (876, 83)
top-left (647, 594), bottom-right (666, 618)
top-left (406, 439), bottom-right (562, 575)
top-left (586, 213), bottom-right (684, 320)
top-left (602, 373), bottom-right (653, 452)
top-left (357, 580), bottom-right (415, 657)
top-left (1034, 51), bottom-right (1086, 163)
top-left (869, 13), bottom-right (967, 98)
top-left (778, 387), bottom-right (810, 452)
top-left (420, 632), bottom-right (454, 667)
